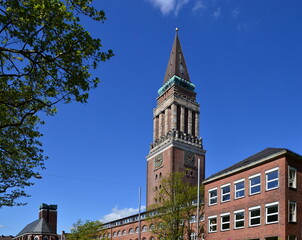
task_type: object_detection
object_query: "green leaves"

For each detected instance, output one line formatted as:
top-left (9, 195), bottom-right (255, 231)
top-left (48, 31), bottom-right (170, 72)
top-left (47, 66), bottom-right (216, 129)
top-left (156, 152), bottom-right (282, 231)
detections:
top-left (147, 172), bottom-right (204, 240)
top-left (0, 0), bottom-right (113, 207)
top-left (68, 220), bottom-right (104, 240)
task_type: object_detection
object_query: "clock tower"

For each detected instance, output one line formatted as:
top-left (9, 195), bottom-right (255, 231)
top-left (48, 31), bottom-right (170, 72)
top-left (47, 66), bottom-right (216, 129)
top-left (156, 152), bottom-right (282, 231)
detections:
top-left (146, 30), bottom-right (206, 207)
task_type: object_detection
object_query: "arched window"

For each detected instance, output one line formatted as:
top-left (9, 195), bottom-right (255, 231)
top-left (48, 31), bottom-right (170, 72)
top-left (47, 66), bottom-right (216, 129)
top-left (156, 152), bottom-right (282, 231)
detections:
top-left (190, 215), bottom-right (196, 223)
top-left (135, 227), bottom-right (139, 233)
top-left (113, 232), bottom-right (117, 237)
top-left (129, 228), bottom-right (134, 234)
top-left (43, 236), bottom-right (48, 240)
top-left (149, 224), bottom-right (155, 231)
top-left (159, 172), bottom-right (162, 178)
top-left (155, 174), bottom-right (158, 180)
top-left (142, 225), bottom-right (147, 232)
top-left (190, 232), bottom-right (196, 240)
top-left (149, 237), bottom-right (155, 240)
top-left (142, 238), bottom-right (146, 240)
top-left (108, 233), bottom-right (111, 238)
top-left (117, 231), bottom-right (121, 236)
top-left (34, 236), bottom-right (39, 240)
top-left (122, 230), bottom-right (126, 236)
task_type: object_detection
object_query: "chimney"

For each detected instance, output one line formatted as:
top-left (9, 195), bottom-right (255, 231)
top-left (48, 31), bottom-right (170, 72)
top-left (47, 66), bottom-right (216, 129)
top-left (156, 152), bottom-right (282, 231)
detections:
top-left (39, 203), bottom-right (58, 233)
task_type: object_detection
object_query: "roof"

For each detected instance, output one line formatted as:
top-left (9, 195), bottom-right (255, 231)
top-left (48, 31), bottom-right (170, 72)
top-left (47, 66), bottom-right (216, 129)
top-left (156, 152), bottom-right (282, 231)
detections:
top-left (163, 29), bottom-right (190, 84)
top-left (15, 218), bottom-right (55, 237)
top-left (203, 148), bottom-right (301, 183)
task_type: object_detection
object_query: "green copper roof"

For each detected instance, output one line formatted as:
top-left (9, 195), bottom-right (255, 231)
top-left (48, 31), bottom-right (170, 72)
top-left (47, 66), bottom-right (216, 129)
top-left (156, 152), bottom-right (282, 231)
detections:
top-left (158, 75), bottom-right (195, 96)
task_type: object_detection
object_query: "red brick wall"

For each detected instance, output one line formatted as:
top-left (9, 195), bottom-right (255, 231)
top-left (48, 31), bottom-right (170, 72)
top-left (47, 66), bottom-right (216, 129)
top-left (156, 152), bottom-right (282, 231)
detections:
top-left (204, 157), bottom-right (288, 240)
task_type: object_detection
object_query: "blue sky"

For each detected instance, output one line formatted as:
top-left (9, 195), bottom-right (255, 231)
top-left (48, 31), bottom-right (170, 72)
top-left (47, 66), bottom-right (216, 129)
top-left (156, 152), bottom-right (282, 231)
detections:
top-left (1, 0), bottom-right (302, 235)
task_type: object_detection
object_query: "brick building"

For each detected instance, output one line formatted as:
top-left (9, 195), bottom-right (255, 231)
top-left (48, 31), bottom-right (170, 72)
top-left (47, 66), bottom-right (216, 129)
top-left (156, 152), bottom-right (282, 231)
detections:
top-left (203, 148), bottom-right (302, 240)
top-left (101, 29), bottom-right (204, 240)
top-left (101, 30), bottom-right (302, 240)
top-left (13, 204), bottom-right (59, 240)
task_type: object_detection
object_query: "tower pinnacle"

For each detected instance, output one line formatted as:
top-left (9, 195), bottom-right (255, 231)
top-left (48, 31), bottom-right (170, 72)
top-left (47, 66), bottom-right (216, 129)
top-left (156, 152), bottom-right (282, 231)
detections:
top-left (163, 29), bottom-right (190, 84)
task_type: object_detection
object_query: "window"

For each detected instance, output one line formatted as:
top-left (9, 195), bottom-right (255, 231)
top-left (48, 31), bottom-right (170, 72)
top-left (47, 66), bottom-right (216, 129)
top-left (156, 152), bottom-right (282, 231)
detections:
top-left (288, 236), bottom-right (297, 240)
top-left (265, 237), bottom-right (278, 240)
top-left (190, 232), bottom-right (196, 240)
top-left (208, 188), bottom-right (217, 205)
top-left (34, 237), bottom-right (39, 240)
top-left (249, 174), bottom-right (261, 195)
top-left (142, 225), bottom-right (147, 232)
top-left (289, 201), bottom-right (297, 222)
top-left (221, 213), bottom-right (230, 231)
top-left (266, 202), bottom-right (279, 224)
top-left (108, 234), bottom-right (111, 238)
top-left (149, 224), bottom-right (155, 231)
top-left (122, 230), bottom-right (126, 236)
top-left (117, 231), bottom-right (121, 236)
top-left (249, 206), bottom-right (261, 226)
top-left (43, 237), bottom-right (48, 240)
top-left (234, 210), bottom-right (244, 229)
top-left (129, 228), bottom-right (134, 234)
top-left (234, 179), bottom-right (245, 199)
top-left (221, 184), bottom-right (231, 202)
top-left (266, 168), bottom-right (279, 190)
top-left (208, 216), bottom-right (217, 233)
top-left (190, 215), bottom-right (196, 223)
top-left (288, 166), bottom-right (297, 189)
top-left (113, 232), bottom-right (117, 237)
top-left (135, 227), bottom-right (139, 233)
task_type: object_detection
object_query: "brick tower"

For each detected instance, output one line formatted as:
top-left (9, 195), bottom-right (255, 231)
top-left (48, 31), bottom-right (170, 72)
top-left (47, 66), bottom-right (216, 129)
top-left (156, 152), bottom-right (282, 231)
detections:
top-left (146, 30), bottom-right (206, 207)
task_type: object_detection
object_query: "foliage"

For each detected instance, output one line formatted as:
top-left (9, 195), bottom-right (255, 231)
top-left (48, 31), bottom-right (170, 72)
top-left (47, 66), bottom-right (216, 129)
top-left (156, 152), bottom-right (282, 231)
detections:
top-left (0, 0), bottom-right (113, 207)
top-left (147, 172), bottom-right (204, 240)
top-left (67, 220), bottom-right (104, 240)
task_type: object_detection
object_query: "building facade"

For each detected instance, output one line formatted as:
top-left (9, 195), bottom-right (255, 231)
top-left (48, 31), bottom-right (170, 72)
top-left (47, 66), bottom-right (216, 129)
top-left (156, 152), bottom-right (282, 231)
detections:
top-left (13, 204), bottom-right (59, 240)
top-left (203, 148), bottom-right (302, 240)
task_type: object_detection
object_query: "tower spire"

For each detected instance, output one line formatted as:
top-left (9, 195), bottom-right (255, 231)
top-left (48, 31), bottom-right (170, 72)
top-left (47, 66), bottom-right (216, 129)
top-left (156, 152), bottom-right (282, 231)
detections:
top-left (163, 28), bottom-right (190, 83)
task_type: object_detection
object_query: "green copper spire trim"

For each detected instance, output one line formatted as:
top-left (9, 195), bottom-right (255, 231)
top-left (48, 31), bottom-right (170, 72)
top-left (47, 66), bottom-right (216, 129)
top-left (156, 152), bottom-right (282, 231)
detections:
top-left (158, 75), bottom-right (195, 96)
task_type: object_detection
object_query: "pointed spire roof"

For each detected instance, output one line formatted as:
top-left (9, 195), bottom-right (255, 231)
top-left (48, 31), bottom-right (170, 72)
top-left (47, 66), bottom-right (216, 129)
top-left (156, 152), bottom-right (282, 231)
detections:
top-left (163, 28), bottom-right (190, 83)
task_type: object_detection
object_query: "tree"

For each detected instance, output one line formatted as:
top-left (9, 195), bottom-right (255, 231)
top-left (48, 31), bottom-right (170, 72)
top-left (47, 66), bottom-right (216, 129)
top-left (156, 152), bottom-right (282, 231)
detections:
top-left (67, 220), bottom-right (105, 240)
top-left (147, 172), bottom-right (204, 240)
top-left (0, 0), bottom-right (113, 207)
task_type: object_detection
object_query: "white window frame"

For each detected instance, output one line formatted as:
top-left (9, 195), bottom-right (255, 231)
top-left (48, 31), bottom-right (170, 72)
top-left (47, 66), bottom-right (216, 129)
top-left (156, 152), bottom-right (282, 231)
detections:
top-left (234, 179), bottom-right (245, 199)
top-left (266, 202), bottom-right (279, 224)
top-left (266, 167), bottom-right (279, 191)
top-left (190, 232), bottom-right (196, 240)
top-left (221, 183), bottom-right (231, 203)
top-left (234, 209), bottom-right (245, 229)
top-left (288, 200), bottom-right (297, 223)
top-left (288, 166), bottom-right (297, 189)
top-left (208, 187), bottom-right (218, 206)
top-left (249, 206), bottom-right (261, 227)
top-left (249, 173), bottom-right (261, 195)
top-left (220, 213), bottom-right (230, 231)
top-left (208, 215), bottom-right (217, 233)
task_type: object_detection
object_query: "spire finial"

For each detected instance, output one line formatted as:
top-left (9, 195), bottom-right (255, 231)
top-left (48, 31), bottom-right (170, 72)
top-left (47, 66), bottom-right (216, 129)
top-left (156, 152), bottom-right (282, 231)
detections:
top-left (175, 27), bottom-right (178, 33)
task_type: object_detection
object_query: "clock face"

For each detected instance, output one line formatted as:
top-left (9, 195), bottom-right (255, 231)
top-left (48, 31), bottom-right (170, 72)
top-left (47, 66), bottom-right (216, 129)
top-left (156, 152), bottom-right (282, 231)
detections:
top-left (184, 151), bottom-right (195, 167)
top-left (154, 153), bottom-right (163, 169)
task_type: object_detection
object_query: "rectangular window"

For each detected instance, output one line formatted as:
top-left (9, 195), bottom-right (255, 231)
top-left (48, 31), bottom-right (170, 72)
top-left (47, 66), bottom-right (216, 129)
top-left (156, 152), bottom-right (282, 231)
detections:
top-left (288, 236), bottom-right (297, 240)
top-left (266, 202), bottom-right (279, 224)
top-left (234, 210), bottom-right (244, 229)
top-left (208, 216), bottom-right (217, 233)
top-left (249, 206), bottom-right (261, 227)
top-left (288, 166), bottom-right (297, 189)
top-left (249, 173), bottom-right (261, 195)
top-left (289, 201), bottom-right (297, 222)
top-left (221, 184), bottom-right (231, 202)
top-left (266, 168), bottom-right (279, 191)
top-left (221, 213), bottom-right (230, 231)
top-left (234, 179), bottom-right (245, 199)
top-left (265, 237), bottom-right (278, 240)
top-left (209, 188), bottom-right (217, 205)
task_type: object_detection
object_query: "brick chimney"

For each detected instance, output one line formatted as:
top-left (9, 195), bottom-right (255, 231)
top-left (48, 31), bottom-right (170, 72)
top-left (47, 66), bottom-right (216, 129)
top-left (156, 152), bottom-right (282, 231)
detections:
top-left (39, 203), bottom-right (58, 233)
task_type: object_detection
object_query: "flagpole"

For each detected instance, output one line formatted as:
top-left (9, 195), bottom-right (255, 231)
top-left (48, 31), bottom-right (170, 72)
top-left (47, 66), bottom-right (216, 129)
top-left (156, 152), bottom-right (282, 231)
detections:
top-left (138, 186), bottom-right (141, 240)
top-left (196, 158), bottom-right (200, 240)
